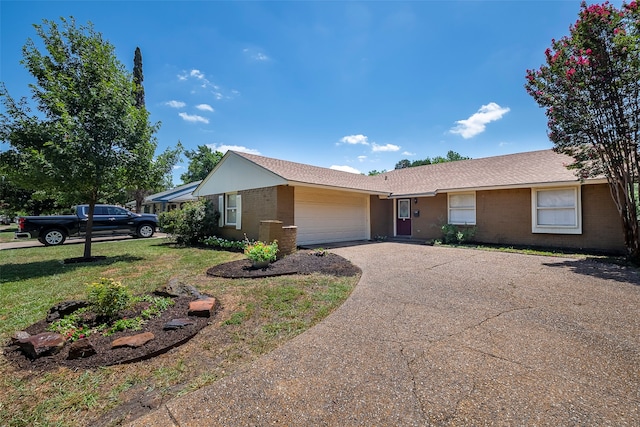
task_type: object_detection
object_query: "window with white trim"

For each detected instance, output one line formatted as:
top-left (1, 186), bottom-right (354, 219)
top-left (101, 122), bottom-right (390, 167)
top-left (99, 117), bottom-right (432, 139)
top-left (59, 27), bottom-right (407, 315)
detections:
top-left (218, 193), bottom-right (242, 229)
top-left (448, 193), bottom-right (476, 225)
top-left (226, 194), bottom-right (237, 225)
top-left (532, 187), bottom-right (581, 234)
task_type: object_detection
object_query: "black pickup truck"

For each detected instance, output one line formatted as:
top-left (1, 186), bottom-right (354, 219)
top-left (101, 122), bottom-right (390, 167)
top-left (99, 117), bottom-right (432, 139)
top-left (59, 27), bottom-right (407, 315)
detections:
top-left (16, 204), bottom-right (158, 246)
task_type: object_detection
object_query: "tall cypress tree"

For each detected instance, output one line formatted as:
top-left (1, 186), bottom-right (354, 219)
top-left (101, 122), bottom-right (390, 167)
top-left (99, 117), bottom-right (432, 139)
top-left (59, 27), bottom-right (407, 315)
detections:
top-left (133, 47), bottom-right (145, 108)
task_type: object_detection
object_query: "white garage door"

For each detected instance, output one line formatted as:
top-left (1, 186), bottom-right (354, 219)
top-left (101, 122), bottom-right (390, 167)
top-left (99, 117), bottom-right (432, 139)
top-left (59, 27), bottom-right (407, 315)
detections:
top-left (294, 187), bottom-right (370, 245)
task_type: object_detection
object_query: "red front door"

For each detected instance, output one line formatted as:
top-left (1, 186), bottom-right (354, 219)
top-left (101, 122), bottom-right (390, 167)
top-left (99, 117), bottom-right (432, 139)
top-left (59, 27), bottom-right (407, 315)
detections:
top-left (397, 199), bottom-right (411, 236)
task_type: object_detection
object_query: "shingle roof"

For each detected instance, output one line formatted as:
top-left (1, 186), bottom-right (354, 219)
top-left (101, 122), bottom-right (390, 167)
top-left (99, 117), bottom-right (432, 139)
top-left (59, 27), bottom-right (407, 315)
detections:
top-left (382, 149), bottom-right (585, 196)
top-left (233, 149), bottom-right (590, 197)
top-left (233, 151), bottom-right (390, 194)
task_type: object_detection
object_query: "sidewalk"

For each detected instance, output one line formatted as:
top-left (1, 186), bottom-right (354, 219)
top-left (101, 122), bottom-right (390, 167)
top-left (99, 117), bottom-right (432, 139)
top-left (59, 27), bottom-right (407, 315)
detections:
top-left (129, 243), bottom-right (640, 426)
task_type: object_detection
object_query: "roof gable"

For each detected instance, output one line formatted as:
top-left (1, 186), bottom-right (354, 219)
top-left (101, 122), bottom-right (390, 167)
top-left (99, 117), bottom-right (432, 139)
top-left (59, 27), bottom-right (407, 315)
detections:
top-left (193, 151), bottom-right (287, 196)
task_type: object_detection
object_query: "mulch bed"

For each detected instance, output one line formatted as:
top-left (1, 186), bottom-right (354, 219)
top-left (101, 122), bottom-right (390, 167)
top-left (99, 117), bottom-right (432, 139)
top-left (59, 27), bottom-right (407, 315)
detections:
top-left (207, 250), bottom-right (361, 278)
top-left (3, 296), bottom-right (210, 371)
top-left (4, 250), bottom-right (360, 371)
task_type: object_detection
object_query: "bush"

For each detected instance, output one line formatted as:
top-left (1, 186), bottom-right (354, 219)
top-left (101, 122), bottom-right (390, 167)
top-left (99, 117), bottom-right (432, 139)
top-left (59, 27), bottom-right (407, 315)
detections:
top-left (87, 278), bottom-right (131, 319)
top-left (441, 224), bottom-right (476, 244)
top-left (202, 236), bottom-right (250, 251)
top-left (159, 199), bottom-right (220, 245)
top-left (245, 240), bottom-right (279, 264)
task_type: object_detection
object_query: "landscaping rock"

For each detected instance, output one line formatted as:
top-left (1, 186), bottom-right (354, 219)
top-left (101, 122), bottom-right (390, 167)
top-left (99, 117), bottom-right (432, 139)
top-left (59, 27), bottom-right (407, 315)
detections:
top-left (67, 338), bottom-right (97, 359)
top-left (188, 297), bottom-right (217, 318)
top-left (18, 332), bottom-right (65, 359)
top-left (163, 318), bottom-right (195, 330)
top-left (46, 300), bottom-right (90, 322)
top-left (111, 332), bottom-right (155, 349)
top-left (11, 331), bottom-right (30, 345)
top-left (154, 278), bottom-right (202, 298)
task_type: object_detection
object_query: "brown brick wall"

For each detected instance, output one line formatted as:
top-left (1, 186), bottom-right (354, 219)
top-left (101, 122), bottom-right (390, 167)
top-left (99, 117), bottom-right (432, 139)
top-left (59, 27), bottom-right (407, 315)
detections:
top-left (403, 184), bottom-right (624, 253)
top-left (410, 194), bottom-right (449, 240)
top-left (211, 185), bottom-right (295, 242)
top-left (474, 184), bottom-right (624, 253)
top-left (370, 196), bottom-right (393, 238)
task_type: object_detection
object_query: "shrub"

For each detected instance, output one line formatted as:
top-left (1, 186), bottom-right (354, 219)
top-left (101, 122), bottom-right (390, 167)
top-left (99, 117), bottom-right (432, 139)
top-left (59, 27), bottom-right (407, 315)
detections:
top-left (245, 240), bottom-right (279, 264)
top-left (159, 199), bottom-right (219, 246)
top-left (87, 278), bottom-right (131, 319)
top-left (441, 224), bottom-right (476, 244)
top-left (202, 235), bottom-right (250, 251)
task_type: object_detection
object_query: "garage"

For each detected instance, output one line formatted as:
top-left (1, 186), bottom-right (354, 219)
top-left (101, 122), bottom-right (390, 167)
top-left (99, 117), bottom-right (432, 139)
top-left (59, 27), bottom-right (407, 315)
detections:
top-left (294, 187), bottom-right (370, 245)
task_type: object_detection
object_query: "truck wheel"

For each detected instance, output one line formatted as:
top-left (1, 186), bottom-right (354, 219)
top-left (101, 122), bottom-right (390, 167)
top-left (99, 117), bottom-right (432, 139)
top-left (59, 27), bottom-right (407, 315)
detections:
top-left (136, 224), bottom-right (155, 238)
top-left (39, 229), bottom-right (67, 246)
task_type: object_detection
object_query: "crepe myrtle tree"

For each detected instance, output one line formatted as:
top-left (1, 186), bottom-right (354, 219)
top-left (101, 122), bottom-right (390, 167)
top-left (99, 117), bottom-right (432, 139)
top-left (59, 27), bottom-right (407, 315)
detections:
top-left (0, 17), bottom-right (157, 259)
top-left (525, 1), bottom-right (640, 261)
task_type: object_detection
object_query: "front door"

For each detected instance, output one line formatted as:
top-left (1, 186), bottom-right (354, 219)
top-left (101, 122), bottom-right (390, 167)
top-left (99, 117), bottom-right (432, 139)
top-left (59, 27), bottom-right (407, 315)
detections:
top-left (397, 199), bottom-right (411, 236)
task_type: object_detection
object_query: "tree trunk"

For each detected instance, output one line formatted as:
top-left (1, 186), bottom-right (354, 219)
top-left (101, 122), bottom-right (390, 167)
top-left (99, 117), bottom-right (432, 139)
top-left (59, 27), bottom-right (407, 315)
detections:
top-left (83, 199), bottom-right (96, 259)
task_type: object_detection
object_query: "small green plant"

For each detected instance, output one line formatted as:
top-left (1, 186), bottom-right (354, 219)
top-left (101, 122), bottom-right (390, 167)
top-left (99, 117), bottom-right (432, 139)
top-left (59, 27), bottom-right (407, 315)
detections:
top-left (47, 310), bottom-right (91, 342)
top-left (373, 235), bottom-right (388, 242)
top-left (104, 317), bottom-right (144, 336)
top-left (313, 248), bottom-right (327, 257)
top-left (441, 224), bottom-right (476, 244)
top-left (87, 278), bottom-right (131, 319)
top-left (203, 235), bottom-right (251, 251)
top-left (245, 240), bottom-right (279, 264)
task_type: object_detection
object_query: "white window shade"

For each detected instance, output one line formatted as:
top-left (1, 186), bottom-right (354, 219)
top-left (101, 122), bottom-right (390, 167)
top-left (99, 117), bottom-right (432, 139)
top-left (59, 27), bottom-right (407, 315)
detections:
top-left (532, 187), bottom-right (581, 234)
top-left (448, 193), bottom-right (476, 225)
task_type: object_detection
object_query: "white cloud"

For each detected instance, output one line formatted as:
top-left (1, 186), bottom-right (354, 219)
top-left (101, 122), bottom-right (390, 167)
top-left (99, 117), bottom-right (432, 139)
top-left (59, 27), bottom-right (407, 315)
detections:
top-left (165, 100), bottom-right (186, 108)
top-left (207, 144), bottom-right (261, 155)
top-left (190, 69), bottom-right (205, 79)
top-left (330, 165), bottom-right (362, 174)
top-left (402, 151), bottom-right (416, 156)
top-left (357, 155), bottom-right (367, 162)
top-left (339, 134), bottom-right (369, 145)
top-left (372, 143), bottom-right (400, 152)
top-left (196, 104), bottom-right (214, 112)
top-left (243, 48), bottom-right (270, 62)
top-left (178, 112), bottom-right (209, 124)
top-left (450, 102), bottom-right (510, 139)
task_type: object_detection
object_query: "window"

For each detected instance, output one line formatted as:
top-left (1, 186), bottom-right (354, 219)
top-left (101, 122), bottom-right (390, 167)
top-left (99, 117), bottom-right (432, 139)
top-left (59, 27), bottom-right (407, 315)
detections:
top-left (226, 194), bottom-right (237, 225)
top-left (398, 199), bottom-right (410, 219)
top-left (218, 193), bottom-right (242, 229)
top-left (532, 187), bottom-right (581, 234)
top-left (448, 193), bottom-right (476, 225)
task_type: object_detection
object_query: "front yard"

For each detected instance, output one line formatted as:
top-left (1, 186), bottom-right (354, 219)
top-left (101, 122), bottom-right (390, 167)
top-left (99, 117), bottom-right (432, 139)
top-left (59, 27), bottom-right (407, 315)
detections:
top-left (0, 238), bottom-right (359, 426)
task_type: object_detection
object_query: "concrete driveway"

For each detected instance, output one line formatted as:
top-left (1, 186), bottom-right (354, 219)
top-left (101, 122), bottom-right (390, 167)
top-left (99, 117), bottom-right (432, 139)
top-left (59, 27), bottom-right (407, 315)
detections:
top-left (131, 243), bottom-right (640, 426)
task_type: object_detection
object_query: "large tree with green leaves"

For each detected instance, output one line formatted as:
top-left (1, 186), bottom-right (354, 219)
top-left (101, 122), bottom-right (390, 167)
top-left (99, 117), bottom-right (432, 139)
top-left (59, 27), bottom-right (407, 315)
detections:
top-left (525, 1), bottom-right (640, 261)
top-left (394, 150), bottom-right (470, 170)
top-left (180, 145), bottom-right (224, 183)
top-left (0, 17), bottom-right (157, 258)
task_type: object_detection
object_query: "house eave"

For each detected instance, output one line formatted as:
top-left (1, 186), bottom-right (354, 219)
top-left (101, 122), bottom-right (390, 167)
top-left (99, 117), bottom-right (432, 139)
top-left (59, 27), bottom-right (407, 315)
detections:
top-left (287, 180), bottom-right (390, 196)
top-left (387, 178), bottom-right (608, 199)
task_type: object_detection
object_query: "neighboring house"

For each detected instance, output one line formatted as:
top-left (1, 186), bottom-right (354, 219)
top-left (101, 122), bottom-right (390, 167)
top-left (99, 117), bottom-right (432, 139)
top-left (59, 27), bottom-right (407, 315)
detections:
top-left (192, 150), bottom-right (625, 253)
top-left (137, 181), bottom-right (202, 214)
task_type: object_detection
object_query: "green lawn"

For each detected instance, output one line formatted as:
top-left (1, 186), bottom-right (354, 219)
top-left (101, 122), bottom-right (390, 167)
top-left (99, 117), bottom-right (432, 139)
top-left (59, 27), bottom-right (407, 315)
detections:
top-left (0, 238), bottom-right (358, 426)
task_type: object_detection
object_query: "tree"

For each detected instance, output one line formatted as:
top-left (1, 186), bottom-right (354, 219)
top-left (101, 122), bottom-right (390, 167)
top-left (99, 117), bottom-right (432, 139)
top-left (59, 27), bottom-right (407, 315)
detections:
top-left (180, 145), bottom-right (224, 183)
top-left (367, 169), bottom-right (387, 176)
top-left (525, 1), bottom-right (640, 261)
top-left (394, 150), bottom-right (470, 169)
top-left (0, 17), bottom-right (157, 258)
top-left (394, 159), bottom-right (411, 169)
top-left (123, 46), bottom-right (180, 213)
top-left (133, 47), bottom-right (145, 108)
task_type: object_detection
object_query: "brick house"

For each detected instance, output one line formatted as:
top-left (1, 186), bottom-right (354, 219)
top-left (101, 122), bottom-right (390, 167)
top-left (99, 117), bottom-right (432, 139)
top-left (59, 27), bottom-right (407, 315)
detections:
top-left (192, 149), bottom-right (625, 253)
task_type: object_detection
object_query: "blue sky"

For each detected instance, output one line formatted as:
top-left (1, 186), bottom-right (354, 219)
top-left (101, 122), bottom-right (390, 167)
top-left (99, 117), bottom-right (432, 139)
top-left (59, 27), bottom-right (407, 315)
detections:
top-left (0, 1), bottom-right (619, 184)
